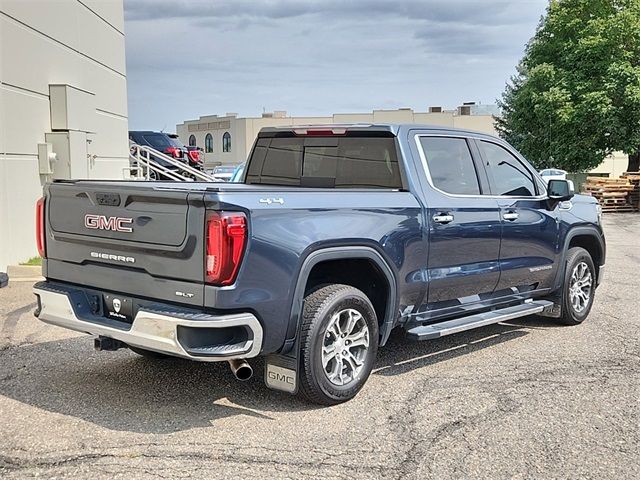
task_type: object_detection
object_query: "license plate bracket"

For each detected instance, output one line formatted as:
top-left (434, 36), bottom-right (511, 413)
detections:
top-left (103, 294), bottom-right (134, 323)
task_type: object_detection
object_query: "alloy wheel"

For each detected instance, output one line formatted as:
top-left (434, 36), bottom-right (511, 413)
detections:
top-left (321, 308), bottom-right (370, 386)
top-left (569, 261), bottom-right (593, 314)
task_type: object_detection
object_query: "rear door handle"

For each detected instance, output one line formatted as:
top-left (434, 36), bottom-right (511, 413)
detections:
top-left (433, 213), bottom-right (454, 224)
top-left (503, 212), bottom-right (519, 221)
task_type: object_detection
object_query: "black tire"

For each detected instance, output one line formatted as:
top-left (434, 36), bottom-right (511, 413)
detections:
top-left (298, 284), bottom-right (379, 405)
top-left (558, 247), bottom-right (596, 325)
top-left (128, 345), bottom-right (169, 359)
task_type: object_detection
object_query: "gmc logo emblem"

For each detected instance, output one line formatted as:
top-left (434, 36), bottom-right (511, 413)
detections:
top-left (267, 371), bottom-right (295, 385)
top-left (84, 214), bottom-right (133, 233)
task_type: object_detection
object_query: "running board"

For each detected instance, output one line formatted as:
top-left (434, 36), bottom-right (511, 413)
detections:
top-left (406, 300), bottom-right (554, 341)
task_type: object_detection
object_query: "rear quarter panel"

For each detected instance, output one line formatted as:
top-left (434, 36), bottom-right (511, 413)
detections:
top-left (206, 190), bottom-right (425, 353)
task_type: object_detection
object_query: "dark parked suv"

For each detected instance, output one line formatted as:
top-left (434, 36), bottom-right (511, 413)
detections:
top-left (128, 131), bottom-right (189, 179)
top-left (34, 124), bottom-right (605, 405)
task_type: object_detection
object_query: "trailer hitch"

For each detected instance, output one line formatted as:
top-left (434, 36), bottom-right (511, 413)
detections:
top-left (94, 336), bottom-right (126, 351)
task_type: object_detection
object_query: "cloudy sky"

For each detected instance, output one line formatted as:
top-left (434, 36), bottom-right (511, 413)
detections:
top-left (124, 0), bottom-right (548, 131)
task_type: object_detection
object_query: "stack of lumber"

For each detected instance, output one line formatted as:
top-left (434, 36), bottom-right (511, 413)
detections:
top-left (621, 172), bottom-right (640, 210)
top-left (582, 176), bottom-right (637, 213)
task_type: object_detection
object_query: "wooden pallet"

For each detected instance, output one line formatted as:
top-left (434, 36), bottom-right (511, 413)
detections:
top-left (582, 175), bottom-right (638, 213)
top-left (601, 205), bottom-right (636, 213)
top-left (585, 177), bottom-right (629, 185)
top-left (582, 185), bottom-right (635, 192)
top-left (583, 190), bottom-right (628, 196)
top-left (621, 173), bottom-right (640, 209)
top-left (600, 197), bottom-right (628, 205)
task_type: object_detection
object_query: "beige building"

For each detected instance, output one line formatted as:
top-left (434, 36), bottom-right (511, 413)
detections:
top-left (591, 152), bottom-right (630, 178)
top-left (0, 0), bottom-right (129, 271)
top-left (178, 105), bottom-right (632, 177)
top-left (176, 104), bottom-right (500, 168)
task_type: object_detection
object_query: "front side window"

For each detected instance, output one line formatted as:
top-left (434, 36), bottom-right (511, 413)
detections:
top-left (223, 132), bottom-right (231, 152)
top-left (479, 141), bottom-right (536, 196)
top-left (419, 137), bottom-right (480, 195)
top-left (188, 135), bottom-right (196, 146)
top-left (205, 133), bottom-right (213, 153)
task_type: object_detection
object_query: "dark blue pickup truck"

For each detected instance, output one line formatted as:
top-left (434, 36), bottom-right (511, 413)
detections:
top-left (34, 124), bottom-right (605, 405)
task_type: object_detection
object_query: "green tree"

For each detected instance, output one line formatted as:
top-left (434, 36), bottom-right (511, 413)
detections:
top-left (496, 0), bottom-right (640, 172)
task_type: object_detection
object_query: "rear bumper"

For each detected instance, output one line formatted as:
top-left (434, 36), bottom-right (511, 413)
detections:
top-left (33, 282), bottom-right (263, 362)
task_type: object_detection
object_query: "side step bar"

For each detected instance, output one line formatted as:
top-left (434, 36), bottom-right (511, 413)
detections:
top-left (406, 300), bottom-right (554, 341)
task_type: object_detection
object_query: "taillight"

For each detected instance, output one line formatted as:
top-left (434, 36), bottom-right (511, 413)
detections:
top-left (36, 197), bottom-right (46, 257)
top-left (205, 212), bottom-right (247, 285)
top-left (164, 146), bottom-right (180, 158)
top-left (189, 150), bottom-right (201, 163)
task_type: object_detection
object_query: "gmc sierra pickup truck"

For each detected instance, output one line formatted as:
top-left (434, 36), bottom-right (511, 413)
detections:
top-left (33, 124), bottom-right (605, 405)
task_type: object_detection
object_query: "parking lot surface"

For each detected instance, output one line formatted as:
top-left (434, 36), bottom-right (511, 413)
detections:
top-left (0, 215), bottom-right (638, 479)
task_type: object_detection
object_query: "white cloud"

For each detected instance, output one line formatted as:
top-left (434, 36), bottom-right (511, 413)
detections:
top-left (124, 0), bottom-right (548, 130)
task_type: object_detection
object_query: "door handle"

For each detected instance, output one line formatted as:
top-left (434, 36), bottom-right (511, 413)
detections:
top-left (503, 212), bottom-right (519, 221)
top-left (433, 213), bottom-right (454, 224)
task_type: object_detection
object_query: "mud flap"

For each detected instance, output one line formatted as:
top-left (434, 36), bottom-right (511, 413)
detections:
top-left (265, 354), bottom-right (298, 394)
top-left (538, 293), bottom-right (562, 318)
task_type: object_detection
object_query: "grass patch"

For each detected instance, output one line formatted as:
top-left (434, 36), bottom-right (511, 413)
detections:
top-left (19, 257), bottom-right (42, 266)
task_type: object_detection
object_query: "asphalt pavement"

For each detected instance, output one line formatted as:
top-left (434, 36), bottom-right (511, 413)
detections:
top-left (0, 214), bottom-right (638, 479)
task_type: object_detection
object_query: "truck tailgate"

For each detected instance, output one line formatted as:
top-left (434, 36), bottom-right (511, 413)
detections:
top-left (45, 182), bottom-right (207, 306)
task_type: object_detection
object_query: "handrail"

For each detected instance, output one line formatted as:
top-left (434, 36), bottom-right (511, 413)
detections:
top-left (129, 144), bottom-right (217, 182)
top-left (129, 150), bottom-right (187, 181)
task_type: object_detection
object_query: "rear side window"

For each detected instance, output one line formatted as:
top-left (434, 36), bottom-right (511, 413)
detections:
top-left (419, 137), bottom-right (480, 195)
top-left (246, 136), bottom-right (402, 189)
top-left (479, 141), bottom-right (536, 196)
top-left (142, 134), bottom-right (172, 150)
top-left (168, 137), bottom-right (185, 148)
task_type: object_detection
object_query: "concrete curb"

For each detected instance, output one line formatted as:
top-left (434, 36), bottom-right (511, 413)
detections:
top-left (7, 265), bottom-right (44, 282)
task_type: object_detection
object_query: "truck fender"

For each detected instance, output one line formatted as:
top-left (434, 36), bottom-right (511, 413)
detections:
top-left (553, 226), bottom-right (605, 291)
top-left (281, 246), bottom-right (398, 355)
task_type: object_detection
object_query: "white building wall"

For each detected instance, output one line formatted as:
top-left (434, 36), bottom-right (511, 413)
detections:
top-left (0, 0), bottom-right (128, 271)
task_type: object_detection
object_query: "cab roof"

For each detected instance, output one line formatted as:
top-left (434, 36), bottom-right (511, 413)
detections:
top-left (257, 123), bottom-right (499, 140)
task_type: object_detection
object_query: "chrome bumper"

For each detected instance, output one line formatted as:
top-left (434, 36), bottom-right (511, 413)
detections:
top-left (34, 285), bottom-right (263, 362)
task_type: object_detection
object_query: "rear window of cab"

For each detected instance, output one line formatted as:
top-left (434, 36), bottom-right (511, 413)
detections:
top-left (245, 136), bottom-right (402, 189)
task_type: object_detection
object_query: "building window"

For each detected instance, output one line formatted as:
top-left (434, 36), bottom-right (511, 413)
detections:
top-left (188, 135), bottom-right (196, 146)
top-left (205, 133), bottom-right (213, 153)
top-left (223, 132), bottom-right (231, 152)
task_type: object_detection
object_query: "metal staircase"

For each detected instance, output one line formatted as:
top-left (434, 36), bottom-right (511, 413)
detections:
top-left (127, 144), bottom-right (218, 182)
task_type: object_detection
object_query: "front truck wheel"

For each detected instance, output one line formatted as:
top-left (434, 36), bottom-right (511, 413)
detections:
top-left (298, 284), bottom-right (379, 405)
top-left (558, 247), bottom-right (597, 325)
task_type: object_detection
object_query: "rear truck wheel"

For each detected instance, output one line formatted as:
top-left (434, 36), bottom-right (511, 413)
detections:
top-left (298, 284), bottom-right (379, 405)
top-left (128, 345), bottom-right (169, 359)
top-left (558, 247), bottom-right (596, 325)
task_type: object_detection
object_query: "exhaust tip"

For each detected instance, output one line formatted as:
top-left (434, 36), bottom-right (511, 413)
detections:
top-left (235, 365), bottom-right (253, 381)
top-left (228, 359), bottom-right (253, 381)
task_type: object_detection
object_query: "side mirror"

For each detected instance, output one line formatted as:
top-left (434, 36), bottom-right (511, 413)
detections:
top-left (547, 179), bottom-right (574, 201)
